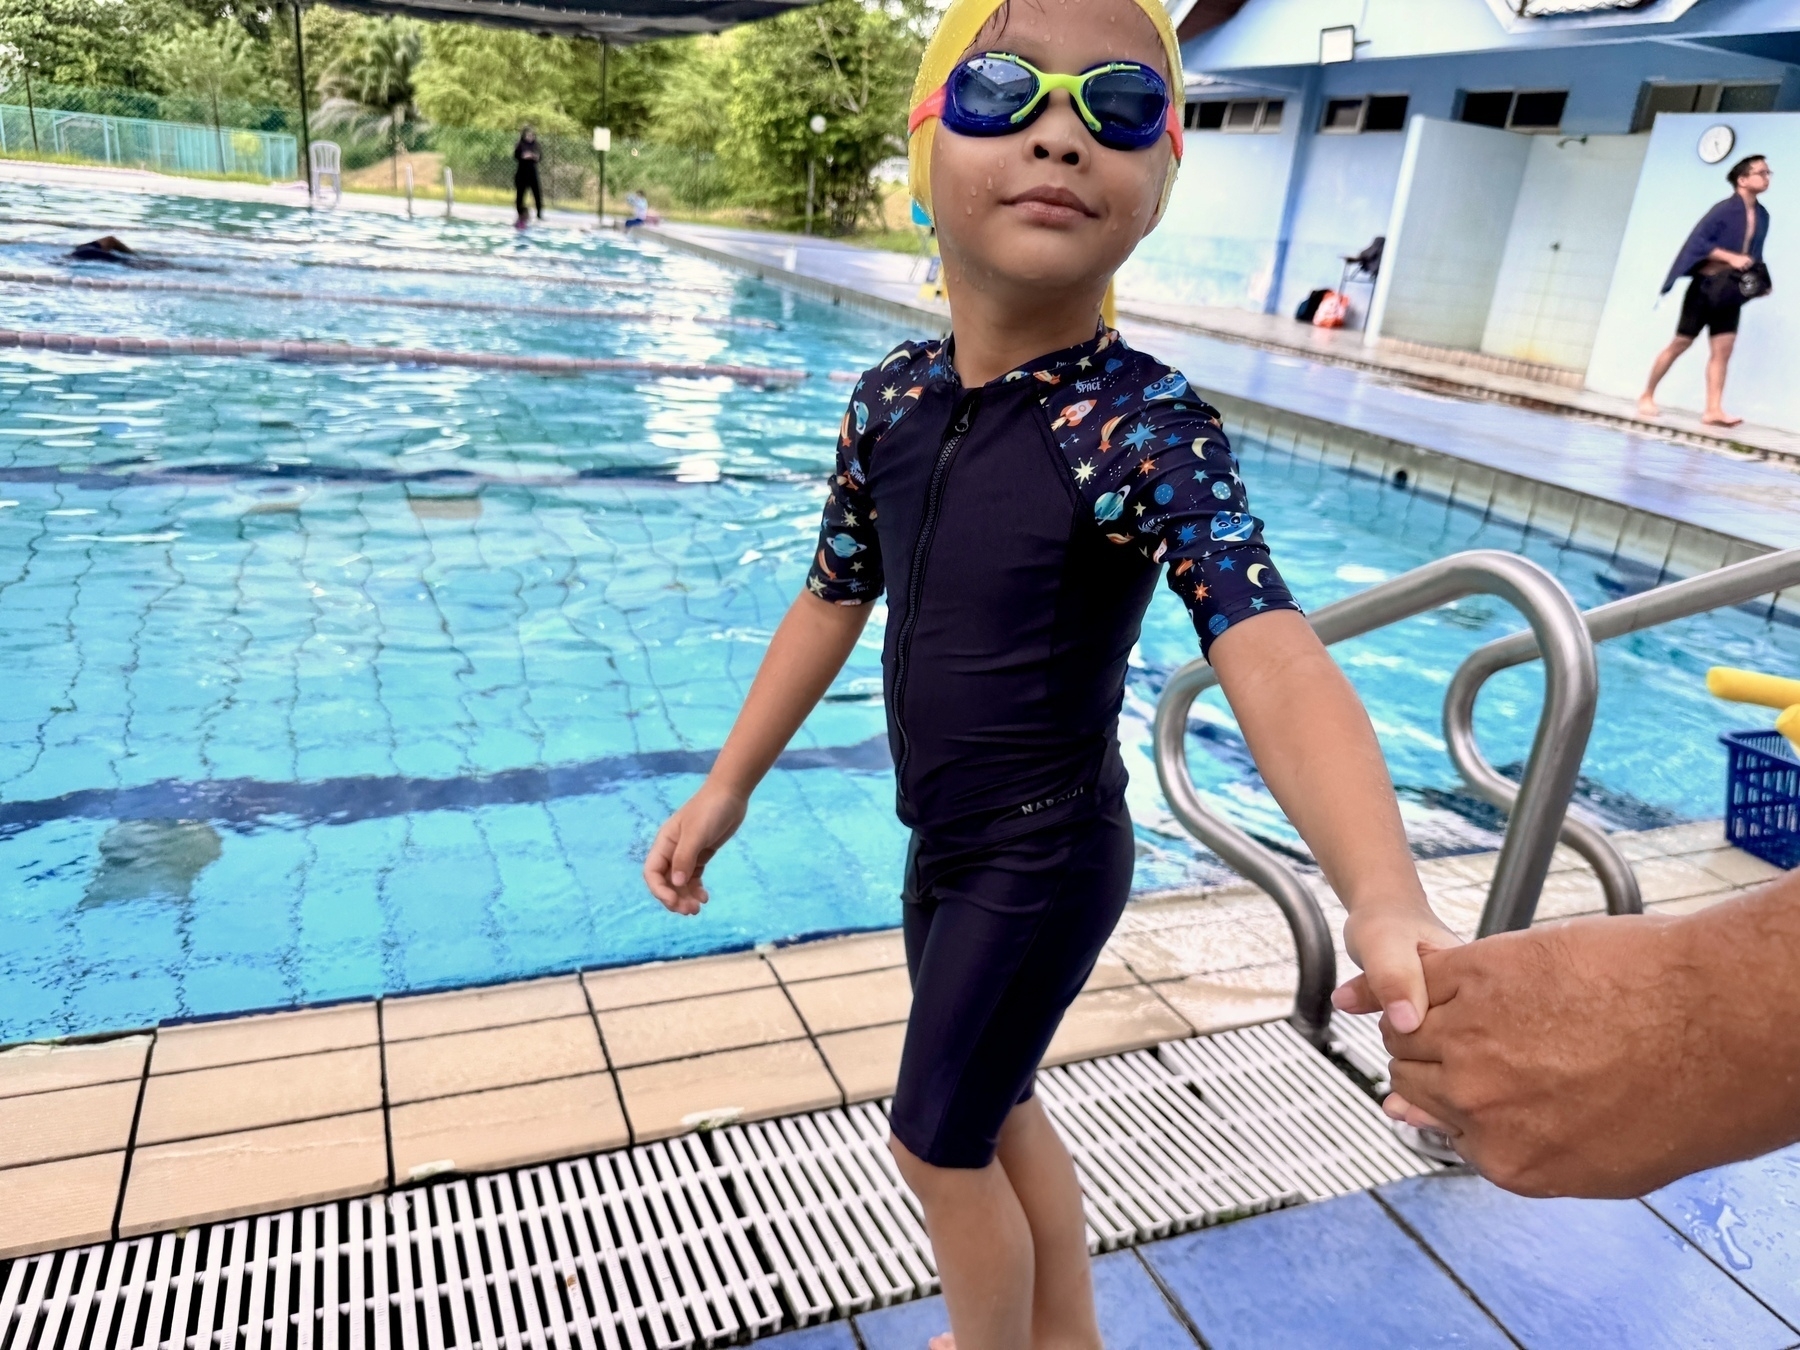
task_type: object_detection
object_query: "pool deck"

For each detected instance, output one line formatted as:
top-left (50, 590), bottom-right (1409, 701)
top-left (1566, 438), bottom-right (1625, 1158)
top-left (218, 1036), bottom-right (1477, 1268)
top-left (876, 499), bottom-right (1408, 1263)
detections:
top-left (0, 819), bottom-right (1778, 1261)
top-left (644, 221), bottom-right (1800, 555)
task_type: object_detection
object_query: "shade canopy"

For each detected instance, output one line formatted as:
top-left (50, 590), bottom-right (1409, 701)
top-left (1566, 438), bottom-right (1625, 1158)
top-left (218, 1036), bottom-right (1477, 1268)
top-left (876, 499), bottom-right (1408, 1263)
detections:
top-left (327, 0), bottom-right (817, 43)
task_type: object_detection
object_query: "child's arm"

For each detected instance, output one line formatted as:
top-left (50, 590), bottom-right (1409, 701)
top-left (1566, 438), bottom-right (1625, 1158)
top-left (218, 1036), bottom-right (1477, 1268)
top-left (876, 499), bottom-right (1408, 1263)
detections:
top-left (1210, 610), bottom-right (1456, 1032)
top-left (645, 592), bottom-right (872, 914)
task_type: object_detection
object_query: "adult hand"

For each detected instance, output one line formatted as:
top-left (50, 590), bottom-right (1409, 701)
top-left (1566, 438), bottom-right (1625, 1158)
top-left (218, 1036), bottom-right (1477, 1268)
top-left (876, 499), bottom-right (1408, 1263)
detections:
top-left (1375, 908), bottom-right (1792, 1199)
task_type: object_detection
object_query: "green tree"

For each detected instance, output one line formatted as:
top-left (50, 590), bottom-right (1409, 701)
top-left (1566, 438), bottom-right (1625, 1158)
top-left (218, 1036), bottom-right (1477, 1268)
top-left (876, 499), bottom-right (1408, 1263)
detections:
top-left (148, 21), bottom-right (265, 104)
top-left (718, 0), bottom-right (918, 231)
top-left (0, 0), bottom-right (187, 88)
top-left (645, 34), bottom-right (733, 154)
top-left (414, 27), bottom-right (671, 140)
top-left (314, 16), bottom-right (424, 175)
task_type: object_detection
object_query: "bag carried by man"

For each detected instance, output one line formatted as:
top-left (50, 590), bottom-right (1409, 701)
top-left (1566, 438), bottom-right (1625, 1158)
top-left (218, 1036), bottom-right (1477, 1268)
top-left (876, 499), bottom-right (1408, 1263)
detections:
top-left (1700, 261), bottom-right (1773, 306)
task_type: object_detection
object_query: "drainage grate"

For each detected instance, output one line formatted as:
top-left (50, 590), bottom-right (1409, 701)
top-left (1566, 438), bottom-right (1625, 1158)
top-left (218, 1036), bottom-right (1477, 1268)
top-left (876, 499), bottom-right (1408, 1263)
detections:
top-left (1329, 1009), bottom-right (1393, 1094)
top-left (1, 1022), bottom-right (1436, 1350)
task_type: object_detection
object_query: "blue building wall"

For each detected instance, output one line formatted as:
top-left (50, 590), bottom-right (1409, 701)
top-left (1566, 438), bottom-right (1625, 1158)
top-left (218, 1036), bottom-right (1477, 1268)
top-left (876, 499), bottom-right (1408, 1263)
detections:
top-left (1119, 33), bottom-right (1799, 320)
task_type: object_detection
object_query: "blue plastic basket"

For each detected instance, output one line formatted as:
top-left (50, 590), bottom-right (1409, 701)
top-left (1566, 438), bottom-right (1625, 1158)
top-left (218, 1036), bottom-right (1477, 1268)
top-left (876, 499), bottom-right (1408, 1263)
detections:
top-left (1722, 729), bottom-right (1800, 869)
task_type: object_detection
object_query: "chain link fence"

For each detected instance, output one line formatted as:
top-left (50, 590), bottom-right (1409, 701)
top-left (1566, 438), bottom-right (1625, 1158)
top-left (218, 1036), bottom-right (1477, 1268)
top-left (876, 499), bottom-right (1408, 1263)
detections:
top-left (0, 81), bottom-right (300, 180)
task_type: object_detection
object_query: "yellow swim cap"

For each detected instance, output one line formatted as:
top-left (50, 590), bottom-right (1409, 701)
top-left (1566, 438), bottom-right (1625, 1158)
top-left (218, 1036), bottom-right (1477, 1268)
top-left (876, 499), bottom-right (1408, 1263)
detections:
top-left (906, 0), bottom-right (1185, 227)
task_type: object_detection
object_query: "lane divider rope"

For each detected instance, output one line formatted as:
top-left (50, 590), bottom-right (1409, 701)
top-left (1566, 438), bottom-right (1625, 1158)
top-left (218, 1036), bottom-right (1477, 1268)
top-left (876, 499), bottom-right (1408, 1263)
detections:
top-left (0, 269), bottom-right (778, 329)
top-left (0, 329), bottom-right (807, 384)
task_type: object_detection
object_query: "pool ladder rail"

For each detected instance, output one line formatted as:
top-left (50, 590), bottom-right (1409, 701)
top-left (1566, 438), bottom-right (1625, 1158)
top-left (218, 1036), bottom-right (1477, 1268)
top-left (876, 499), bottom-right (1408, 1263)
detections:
top-left (1153, 546), bottom-right (1800, 1049)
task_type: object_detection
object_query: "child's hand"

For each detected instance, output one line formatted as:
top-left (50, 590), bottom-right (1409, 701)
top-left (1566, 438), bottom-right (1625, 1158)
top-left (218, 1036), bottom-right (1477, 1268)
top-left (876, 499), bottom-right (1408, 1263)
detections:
top-left (644, 784), bottom-right (748, 916)
top-left (1332, 902), bottom-right (1461, 1034)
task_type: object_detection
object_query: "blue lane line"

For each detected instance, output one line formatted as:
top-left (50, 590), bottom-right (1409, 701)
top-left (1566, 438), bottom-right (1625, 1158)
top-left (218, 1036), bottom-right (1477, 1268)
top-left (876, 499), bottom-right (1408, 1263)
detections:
top-left (1380, 1171), bottom-right (1799, 1350)
top-left (1646, 1142), bottom-right (1800, 1330)
top-left (0, 735), bottom-right (894, 835)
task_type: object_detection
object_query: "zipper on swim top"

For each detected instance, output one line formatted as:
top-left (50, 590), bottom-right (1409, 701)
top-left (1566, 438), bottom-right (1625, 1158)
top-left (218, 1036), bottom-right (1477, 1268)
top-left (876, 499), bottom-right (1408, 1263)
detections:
top-left (892, 390), bottom-right (980, 806)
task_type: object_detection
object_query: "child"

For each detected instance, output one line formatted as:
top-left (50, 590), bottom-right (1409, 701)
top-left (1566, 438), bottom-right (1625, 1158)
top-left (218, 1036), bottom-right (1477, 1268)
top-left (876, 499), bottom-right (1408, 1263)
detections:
top-left (645, 0), bottom-right (1457, 1342)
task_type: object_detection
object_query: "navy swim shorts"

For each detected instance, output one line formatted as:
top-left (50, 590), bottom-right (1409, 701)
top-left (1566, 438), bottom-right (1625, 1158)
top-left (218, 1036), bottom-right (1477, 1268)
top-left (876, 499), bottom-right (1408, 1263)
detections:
top-left (889, 797), bottom-right (1136, 1169)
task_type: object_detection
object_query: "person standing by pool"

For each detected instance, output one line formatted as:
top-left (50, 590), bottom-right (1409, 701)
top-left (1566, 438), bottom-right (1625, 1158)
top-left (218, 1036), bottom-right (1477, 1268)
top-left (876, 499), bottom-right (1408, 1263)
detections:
top-left (644, 0), bottom-right (1456, 1343)
top-left (1638, 155), bottom-right (1773, 428)
top-left (514, 125), bottom-right (544, 227)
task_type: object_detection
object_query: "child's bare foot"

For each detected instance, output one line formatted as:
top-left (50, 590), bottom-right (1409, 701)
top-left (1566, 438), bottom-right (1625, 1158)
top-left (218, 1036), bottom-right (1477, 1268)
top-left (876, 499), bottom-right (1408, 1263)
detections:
top-left (1702, 410), bottom-right (1744, 427)
top-left (928, 1335), bottom-right (955, 1350)
top-left (1636, 394), bottom-right (1660, 418)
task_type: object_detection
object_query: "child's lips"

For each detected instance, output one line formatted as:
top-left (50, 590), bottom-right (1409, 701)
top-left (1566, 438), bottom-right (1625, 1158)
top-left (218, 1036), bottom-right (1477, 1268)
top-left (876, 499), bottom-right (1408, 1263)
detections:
top-left (1002, 185), bottom-right (1098, 223)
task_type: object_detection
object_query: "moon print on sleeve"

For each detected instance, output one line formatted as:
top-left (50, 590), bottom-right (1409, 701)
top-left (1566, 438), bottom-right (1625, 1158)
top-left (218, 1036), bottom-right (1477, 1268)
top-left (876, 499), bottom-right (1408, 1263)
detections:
top-left (1040, 337), bottom-right (1300, 656)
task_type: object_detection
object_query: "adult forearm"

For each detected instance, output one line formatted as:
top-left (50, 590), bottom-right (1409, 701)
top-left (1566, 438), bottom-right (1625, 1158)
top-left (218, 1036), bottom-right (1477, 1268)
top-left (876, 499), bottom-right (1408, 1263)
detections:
top-left (1212, 612), bottom-right (1424, 910)
top-left (1678, 880), bottom-right (1800, 1168)
top-left (707, 591), bottom-right (873, 798)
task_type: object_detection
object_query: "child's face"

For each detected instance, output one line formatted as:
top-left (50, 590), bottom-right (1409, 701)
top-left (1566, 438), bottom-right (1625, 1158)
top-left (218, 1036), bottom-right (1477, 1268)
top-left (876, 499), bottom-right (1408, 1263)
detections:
top-left (929, 0), bottom-right (1172, 303)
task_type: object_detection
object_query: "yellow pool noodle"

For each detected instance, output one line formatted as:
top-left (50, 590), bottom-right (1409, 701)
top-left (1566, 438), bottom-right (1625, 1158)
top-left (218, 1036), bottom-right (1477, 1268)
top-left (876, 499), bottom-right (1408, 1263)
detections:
top-left (1707, 666), bottom-right (1800, 710)
top-left (1778, 704), bottom-right (1800, 751)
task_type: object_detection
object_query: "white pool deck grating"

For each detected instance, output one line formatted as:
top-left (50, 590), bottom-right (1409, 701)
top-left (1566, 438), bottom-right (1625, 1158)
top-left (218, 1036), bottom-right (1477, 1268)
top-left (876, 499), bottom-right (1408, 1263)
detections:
top-left (0, 1022), bottom-right (1435, 1350)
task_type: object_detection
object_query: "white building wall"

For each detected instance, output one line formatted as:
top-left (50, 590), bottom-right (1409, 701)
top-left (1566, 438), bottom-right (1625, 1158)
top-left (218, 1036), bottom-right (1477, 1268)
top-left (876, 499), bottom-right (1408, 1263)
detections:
top-left (1588, 111), bottom-right (1800, 432)
top-left (1479, 134), bottom-right (1650, 372)
top-left (1365, 117), bottom-right (1531, 350)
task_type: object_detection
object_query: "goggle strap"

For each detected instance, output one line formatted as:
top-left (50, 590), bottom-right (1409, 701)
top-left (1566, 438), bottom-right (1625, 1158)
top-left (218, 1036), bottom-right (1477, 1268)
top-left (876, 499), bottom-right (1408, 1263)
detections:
top-left (1166, 105), bottom-right (1184, 160)
top-left (908, 88), bottom-right (945, 136)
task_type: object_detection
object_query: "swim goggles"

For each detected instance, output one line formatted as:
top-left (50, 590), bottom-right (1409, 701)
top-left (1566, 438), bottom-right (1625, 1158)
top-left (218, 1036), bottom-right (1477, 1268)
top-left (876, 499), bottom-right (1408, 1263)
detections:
top-left (910, 52), bottom-right (1181, 157)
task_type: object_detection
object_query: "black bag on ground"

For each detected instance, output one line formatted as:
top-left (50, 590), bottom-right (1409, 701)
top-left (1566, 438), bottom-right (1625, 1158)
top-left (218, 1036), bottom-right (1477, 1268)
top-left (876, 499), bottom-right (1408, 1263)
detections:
top-left (1295, 288), bottom-right (1331, 323)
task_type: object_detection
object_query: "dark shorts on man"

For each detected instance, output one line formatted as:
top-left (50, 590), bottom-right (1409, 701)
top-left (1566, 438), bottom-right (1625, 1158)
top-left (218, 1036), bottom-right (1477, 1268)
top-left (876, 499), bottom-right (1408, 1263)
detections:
top-left (890, 797), bottom-right (1136, 1169)
top-left (1677, 276), bottom-right (1742, 338)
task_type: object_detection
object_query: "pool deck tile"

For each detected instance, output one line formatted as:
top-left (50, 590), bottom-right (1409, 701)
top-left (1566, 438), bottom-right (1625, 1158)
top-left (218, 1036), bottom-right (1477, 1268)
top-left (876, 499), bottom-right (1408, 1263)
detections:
top-left (1647, 1143), bottom-right (1800, 1328)
top-left (1379, 1170), bottom-right (1800, 1350)
top-left (0, 1152), bottom-right (126, 1260)
top-left (783, 966), bottom-right (913, 1036)
top-left (815, 1022), bottom-right (907, 1104)
top-left (1081, 951), bottom-right (1142, 991)
top-left (1149, 966), bottom-right (1298, 1037)
top-left (120, 1111), bottom-right (388, 1238)
top-left (600, 985), bottom-right (808, 1068)
top-left (150, 1002), bottom-right (377, 1075)
top-left (383, 1016), bottom-right (607, 1105)
top-left (1689, 845), bottom-right (1786, 888)
top-left (382, 974), bottom-right (588, 1042)
top-left (614, 1040), bottom-right (842, 1142)
top-left (582, 951), bottom-right (776, 1012)
top-left (1109, 914), bottom-right (1286, 981)
top-left (0, 1079), bottom-right (141, 1169)
top-left (0, 1035), bottom-right (149, 1100)
top-left (754, 1325), bottom-right (860, 1349)
top-left (764, 930), bottom-right (908, 983)
top-left (1043, 986), bottom-right (1192, 1067)
top-left (388, 1073), bottom-right (629, 1181)
top-left (1143, 1190), bottom-right (1513, 1350)
top-left (135, 1046), bottom-right (384, 1146)
top-left (1631, 854), bottom-right (1744, 906)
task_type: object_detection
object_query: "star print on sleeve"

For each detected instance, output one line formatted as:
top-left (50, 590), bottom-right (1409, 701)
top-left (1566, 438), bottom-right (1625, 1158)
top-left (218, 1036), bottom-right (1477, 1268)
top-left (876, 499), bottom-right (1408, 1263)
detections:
top-left (807, 347), bottom-right (919, 604)
top-left (1043, 348), bottom-right (1300, 657)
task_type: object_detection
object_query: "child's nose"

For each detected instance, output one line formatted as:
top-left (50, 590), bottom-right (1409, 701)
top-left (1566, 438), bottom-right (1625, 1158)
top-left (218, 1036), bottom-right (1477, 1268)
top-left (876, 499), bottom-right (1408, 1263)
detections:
top-left (1028, 97), bottom-right (1086, 167)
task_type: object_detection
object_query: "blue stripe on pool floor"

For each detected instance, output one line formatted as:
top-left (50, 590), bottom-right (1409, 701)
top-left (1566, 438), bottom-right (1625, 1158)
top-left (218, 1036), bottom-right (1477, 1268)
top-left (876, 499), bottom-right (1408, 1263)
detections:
top-left (756, 1154), bottom-right (1800, 1350)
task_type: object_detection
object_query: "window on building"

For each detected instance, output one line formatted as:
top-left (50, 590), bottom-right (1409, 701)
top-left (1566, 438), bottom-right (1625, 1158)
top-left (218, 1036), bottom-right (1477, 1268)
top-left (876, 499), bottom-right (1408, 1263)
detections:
top-left (1632, 81), bottom-right (1780, 131)
top-left (1183, 98), bottom-right (1284, 132)
top-left (1363, 95), bottom-right (1410, 132)
top-left (1319, 95), bottom-right (1409, 134)
top-left (1458, 89), bottom-right (1568, 131)
top-left (1720, 84), bottom-right (1779, 114)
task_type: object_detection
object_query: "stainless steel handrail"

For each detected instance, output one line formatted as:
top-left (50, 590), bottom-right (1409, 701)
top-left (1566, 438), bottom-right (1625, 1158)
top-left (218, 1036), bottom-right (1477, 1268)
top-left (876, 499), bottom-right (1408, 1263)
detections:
top-left (1446, 548), bottom-right (1800, 932)
top-left (1154, 550), bottom-right (1597, 1046)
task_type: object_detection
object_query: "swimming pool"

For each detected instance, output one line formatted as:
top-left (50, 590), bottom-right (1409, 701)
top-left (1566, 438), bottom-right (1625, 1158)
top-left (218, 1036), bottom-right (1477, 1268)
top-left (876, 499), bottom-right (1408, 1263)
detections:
top-left (1, 181), bottom-right (1794, 1045)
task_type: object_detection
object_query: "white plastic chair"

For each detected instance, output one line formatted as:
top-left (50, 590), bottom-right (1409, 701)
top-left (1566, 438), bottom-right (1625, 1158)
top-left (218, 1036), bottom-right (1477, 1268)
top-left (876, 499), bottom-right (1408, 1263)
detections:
top-left (310, 140), bottom-right (342, 207)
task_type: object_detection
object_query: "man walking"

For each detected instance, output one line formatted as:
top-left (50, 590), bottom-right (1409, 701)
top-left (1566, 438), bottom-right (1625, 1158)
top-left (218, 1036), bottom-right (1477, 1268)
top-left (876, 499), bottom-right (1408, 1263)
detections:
top-left (1639, 154), bottom-right (1772, 427)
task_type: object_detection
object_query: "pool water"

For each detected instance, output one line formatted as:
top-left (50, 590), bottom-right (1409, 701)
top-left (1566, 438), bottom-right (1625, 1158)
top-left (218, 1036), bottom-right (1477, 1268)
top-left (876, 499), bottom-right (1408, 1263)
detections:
top-left (1, 182), bottom-right (1794, 1045)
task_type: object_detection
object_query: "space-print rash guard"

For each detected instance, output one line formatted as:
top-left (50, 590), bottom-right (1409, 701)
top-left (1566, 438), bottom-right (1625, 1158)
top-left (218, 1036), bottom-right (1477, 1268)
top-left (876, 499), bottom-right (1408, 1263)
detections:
top-left (808, 326), bottom-right (1300, 850)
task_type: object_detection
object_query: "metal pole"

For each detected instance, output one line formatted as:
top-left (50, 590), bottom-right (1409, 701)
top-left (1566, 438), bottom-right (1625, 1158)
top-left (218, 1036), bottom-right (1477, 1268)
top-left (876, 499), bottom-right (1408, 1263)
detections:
top-left (597, 39), bottom-right (609, 223)
top-left (291, 1), bottom-right (313, 200)
top-left (1445, 546), bottom-right (1800, 924)
top-left (211, 88), bottom-right (225, 174)
top-left (24, 69), bottom-right (39, 155)
top-left (404, 159), bottom-right (413, 217)
top-left (805, 158), bottom-right (815, 235)
top-left (1152, 550), bottom-right (1598, 1042)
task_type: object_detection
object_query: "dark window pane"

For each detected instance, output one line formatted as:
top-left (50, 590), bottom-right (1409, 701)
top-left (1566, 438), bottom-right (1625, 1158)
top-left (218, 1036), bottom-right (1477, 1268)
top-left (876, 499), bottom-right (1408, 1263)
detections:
top-left (1364, 95), bottom-right (1409, 132)
top-left (1323, 98), bottom-right (1364, 131)
top-left (1196, 101), bottom-right (1227, 130)
top-left (1225, 100), bottom-right (1260, 130)
top-left (1511, 90), bottom-right (1567, 128)
top-left (1719, 84), bottom-right (1778, 114)
top-left (1460, 90), bottom-right (1512, 128)
top-left (1260, 99), bottom-right (1284, 130)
